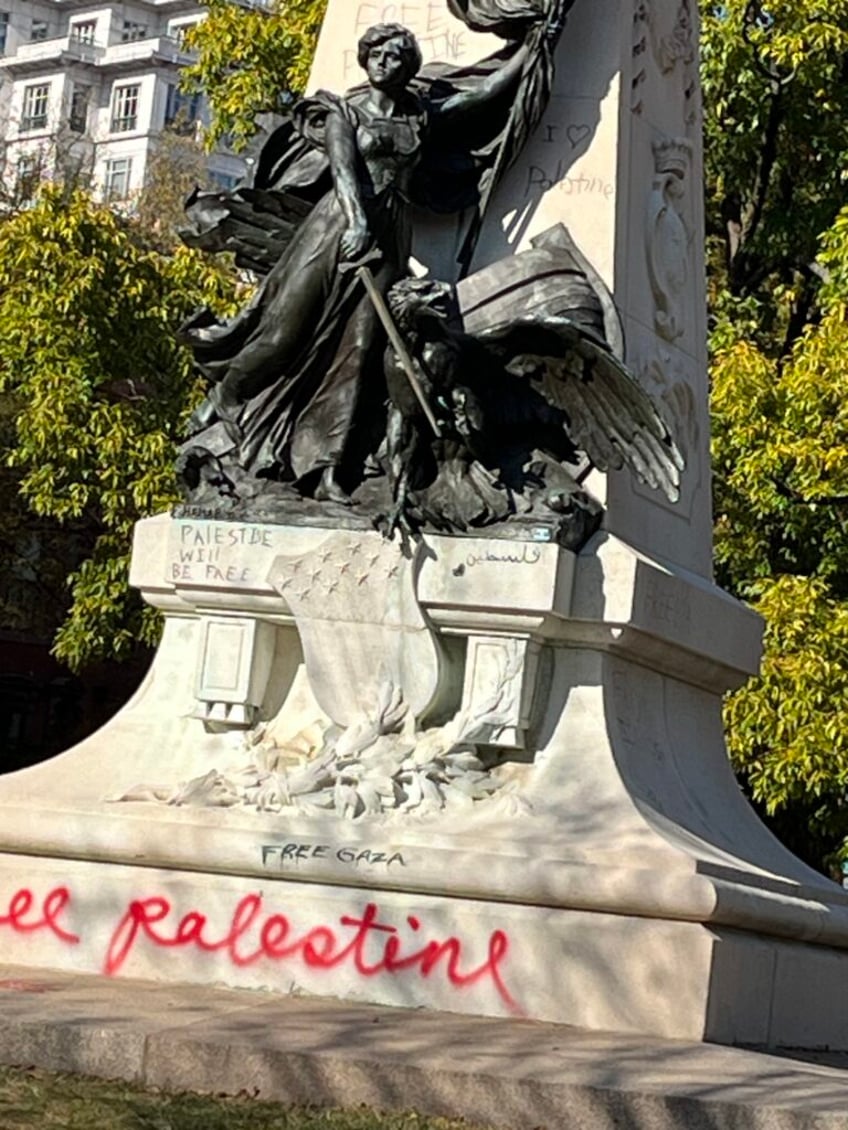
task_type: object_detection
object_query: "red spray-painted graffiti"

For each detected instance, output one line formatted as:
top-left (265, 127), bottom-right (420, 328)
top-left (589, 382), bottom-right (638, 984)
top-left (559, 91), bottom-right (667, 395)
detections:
top-left (0, 888), bottom-right (79, 946)
top-left (105, 896), bottom-right (518, 1011)
top-left (0, 886), bottom-right (519, 1013)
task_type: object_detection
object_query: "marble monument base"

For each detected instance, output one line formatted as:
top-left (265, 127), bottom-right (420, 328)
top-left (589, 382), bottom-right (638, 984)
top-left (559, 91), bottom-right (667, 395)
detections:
top-left (1, 514), bottom-right (848, 1049)
top-left (5, 849), bottom-right (848, 1050)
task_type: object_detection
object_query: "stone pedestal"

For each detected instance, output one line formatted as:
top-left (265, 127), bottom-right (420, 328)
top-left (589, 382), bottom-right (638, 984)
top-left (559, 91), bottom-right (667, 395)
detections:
top-left (2, 0), bottom-right (848, 1052)
top-left (1, 512), bottom-right (848, 1048)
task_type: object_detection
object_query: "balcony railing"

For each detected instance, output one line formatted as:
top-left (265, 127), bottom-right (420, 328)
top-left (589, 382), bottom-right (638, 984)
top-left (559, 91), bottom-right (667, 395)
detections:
top-left (0, 33), bottom-right (194, 72)
top-left (110, 113), bottom-right (139, 133)
top-left (0, 34), bottom-right (104, 68)
top-left (99, 35), bottom-right (192, 67)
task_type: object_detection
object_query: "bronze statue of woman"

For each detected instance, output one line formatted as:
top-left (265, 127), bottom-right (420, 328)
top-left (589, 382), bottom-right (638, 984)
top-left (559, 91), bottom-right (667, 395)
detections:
top-left (179, 3), bottom-right (572, 506)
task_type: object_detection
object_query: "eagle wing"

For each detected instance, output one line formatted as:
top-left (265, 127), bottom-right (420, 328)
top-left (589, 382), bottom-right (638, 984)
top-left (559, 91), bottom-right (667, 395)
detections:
top-left (474, 316), bottom-right (685, 502)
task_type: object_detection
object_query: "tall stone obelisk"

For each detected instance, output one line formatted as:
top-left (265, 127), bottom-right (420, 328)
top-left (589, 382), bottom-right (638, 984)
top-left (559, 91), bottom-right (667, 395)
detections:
top-left (311, 0), bottom-right (710, 575)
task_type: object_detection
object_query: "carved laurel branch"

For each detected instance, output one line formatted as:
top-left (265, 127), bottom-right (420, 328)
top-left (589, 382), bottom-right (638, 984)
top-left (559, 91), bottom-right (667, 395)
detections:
top-left (112, 656), bottom-right (530, 821)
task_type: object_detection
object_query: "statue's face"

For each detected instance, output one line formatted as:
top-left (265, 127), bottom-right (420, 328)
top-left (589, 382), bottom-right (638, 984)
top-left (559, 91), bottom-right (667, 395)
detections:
top-left (366, 36), bottom-right (410, 90)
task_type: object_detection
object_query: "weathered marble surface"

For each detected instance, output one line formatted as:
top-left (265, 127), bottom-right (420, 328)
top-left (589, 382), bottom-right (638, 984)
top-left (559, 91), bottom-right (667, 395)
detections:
top-left (0, 515), bottom-right (846, 1045)
top-left (3, 846), bottom-right (848, 1048)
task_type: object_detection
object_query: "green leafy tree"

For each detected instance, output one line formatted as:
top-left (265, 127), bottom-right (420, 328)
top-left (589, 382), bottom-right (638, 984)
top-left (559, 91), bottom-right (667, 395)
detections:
top-left (0, 186), bottom-right (240, 669)
top-left (182, 0), bottom-right (328, 152)
top-left (702, 0), bottom-right (848, 330)
top-left (0, 399), bottom-right (84, 642)
top-left (705, 0), bottom-right (848, 870)
top-left (712, 221), bottom-right (848, 867)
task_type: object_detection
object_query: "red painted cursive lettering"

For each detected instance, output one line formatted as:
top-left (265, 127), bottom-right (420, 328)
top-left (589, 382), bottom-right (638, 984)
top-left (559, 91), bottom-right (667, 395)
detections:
top-left (1, 884), bottom-right (519, 1013)
top-left (103, 894), bottom-right (519, 1011)
top-left (0, 887), bottom-right (79, 945)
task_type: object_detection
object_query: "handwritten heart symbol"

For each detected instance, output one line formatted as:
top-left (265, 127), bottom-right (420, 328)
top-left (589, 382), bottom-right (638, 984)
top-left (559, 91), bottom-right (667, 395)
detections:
top-left (566, 124), bottom-right (591, 149)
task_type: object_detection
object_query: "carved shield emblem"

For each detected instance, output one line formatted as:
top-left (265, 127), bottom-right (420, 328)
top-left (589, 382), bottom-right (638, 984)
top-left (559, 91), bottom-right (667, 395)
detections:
top-left (267, 531), bottom-right (447, 727)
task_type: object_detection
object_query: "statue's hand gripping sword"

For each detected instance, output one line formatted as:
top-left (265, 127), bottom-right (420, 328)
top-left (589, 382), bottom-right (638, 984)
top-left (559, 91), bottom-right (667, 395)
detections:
top-left (356, 265), bottom-right (442, 439)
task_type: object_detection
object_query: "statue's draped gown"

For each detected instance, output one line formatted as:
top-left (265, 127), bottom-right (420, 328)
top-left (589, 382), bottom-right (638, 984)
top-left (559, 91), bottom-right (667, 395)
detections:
top-left (183, 91), bottom-right (427, 486)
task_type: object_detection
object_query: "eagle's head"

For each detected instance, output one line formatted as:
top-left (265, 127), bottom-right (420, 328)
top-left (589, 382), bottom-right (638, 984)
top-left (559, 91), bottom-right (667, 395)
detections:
top-left (387, 278), bottom-right (456, 330)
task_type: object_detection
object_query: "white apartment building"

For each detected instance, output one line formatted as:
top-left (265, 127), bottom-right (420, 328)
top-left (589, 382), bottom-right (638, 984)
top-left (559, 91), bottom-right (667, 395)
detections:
top-left (0, 0), bottom-right (264, 205)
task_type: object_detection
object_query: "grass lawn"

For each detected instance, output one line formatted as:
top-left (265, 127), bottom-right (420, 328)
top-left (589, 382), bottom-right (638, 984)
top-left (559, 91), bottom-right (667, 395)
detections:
top-left (0, 1066), bottom-right (494, 1129)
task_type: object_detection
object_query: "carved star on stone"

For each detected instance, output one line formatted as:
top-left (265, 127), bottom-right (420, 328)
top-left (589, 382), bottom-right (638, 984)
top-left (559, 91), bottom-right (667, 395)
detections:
top-left (326, 580), bottom-right (339, 594)
top-left (318, 550), bottom-right (333, 564)
top-left (348, 542), bottom-right (362, 557)
top-left (339, 561), bottom-right (351, 575)
top-left (310, 570), bottom-right (322, 584)
top-left (385, 564), bottom-right (400, 579)
top-left (297, 589), bottom-right (311, 601)
top-left (356, 573), bottom-right (369, 586)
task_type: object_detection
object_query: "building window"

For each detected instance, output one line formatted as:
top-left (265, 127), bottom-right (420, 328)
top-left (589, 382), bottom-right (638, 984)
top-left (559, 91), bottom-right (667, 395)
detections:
top-left (30, 20), bottom-right (49, 42)
top-left (16, 154), bottom-right (40, 202)
top-left (110, 84), bottom-right (140, 133)
top-left (164, 84), bottom-right (201, 131)
top-left (209, 170), bottom-right (239, 192)
top-left (70, 21), bottom-right (96, 45)
top-left (0, 13), bottom-right (9, 56)
top-left (170, 22), bottom-right (197, 48)
top-left (121, 21), bottom-right (147, 42)
top-left (21, 84), bottom-right (50, 132)
top-left (104, 157), bottom-right (132, 201)
top-left (69, 85), bottom-right (90, 134)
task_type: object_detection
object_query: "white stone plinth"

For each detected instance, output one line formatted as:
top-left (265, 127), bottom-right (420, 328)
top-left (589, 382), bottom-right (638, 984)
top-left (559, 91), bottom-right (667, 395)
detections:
top-left (1, 514), bottom-right (848, 1048)
top-left (4, 850), bottom-right (848, 1048)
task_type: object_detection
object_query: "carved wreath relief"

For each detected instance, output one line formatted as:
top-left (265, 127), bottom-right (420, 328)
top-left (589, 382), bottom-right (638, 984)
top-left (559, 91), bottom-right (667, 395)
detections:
top-left (114, 661), bottom-right (533, 822)
top-left (652, 0), bottom-right (695, 78)
top-left (638, 354), bottom-right (700, 464)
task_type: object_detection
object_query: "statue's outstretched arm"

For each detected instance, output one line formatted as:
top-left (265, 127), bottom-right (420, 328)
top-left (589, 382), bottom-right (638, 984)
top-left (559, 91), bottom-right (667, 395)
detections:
top-left (435, 1), bottom-right (570, 123)
top-left (435, 41), bottom-right (532, 122)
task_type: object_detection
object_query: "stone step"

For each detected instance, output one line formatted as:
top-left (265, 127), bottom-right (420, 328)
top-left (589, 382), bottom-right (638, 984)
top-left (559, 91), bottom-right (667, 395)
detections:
top-left (1, 963), bottom-right (847, 1130)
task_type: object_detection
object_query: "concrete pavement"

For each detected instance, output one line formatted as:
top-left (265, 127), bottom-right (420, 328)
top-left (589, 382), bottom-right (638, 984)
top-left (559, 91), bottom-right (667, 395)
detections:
top-left (0, 963), bottom-right (847, 1128)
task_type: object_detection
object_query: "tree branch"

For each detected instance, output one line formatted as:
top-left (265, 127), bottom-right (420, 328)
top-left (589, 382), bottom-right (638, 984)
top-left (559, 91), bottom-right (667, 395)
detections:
top-left (730, 79), bottom-right (785, 294)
